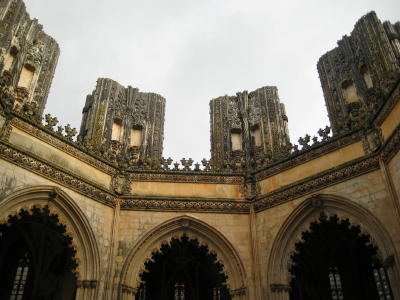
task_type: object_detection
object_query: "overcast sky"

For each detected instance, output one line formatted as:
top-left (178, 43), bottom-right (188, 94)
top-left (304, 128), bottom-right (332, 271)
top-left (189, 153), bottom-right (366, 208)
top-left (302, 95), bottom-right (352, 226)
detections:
top-left (24, 0), bottom-right (399, 163)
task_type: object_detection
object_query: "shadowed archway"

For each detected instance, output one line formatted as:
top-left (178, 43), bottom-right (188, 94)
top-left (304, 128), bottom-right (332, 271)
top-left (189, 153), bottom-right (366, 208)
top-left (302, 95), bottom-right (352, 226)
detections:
top-left (137, 235), bottom-right (231, 300)
top-left (0, 205), bottom-right (78, 300)
top-left (119, 216), bottom-right (248, 300)
top-left (289, 213), bottom-right (393, 300)
top-left (266, 194), bottom-right (400, 300)
top-left (0, 186), bottom-right (101, 300)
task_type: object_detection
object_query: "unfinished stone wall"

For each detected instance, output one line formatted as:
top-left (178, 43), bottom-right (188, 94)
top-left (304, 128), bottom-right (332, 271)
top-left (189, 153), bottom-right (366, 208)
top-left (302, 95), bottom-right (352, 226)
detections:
top-left (0, 0), bottom-right (59, 114)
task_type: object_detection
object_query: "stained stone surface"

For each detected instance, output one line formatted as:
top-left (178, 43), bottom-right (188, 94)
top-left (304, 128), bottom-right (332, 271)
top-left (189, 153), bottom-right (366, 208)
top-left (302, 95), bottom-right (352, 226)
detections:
top-left (0, 0), bottom-right (59, 114)
top-left (318, 11), bottom-right (400, 134)
top-left (79, 78), bottom-right (166, 161)
top-left (210, 86), bottom-right (290, 168)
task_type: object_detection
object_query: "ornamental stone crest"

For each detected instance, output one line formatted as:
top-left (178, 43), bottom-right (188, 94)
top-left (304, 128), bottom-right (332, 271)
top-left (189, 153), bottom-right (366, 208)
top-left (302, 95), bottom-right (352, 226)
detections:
top-left (111, 172), bottom-right (131, 195)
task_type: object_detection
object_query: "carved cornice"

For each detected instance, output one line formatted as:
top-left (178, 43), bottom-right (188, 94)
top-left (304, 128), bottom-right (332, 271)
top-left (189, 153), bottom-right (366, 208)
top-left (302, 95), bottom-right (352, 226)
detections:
top-left (10, 117), bottom-right (116, 175)
top-left (374, 80), bottom-right (400, 126)
top-left (254, 155), bottom-right (380, 212)
top-left (0, 141), bottom-right (116, 207)
top-left (381, 124), bottom-right (400, 163)
top-left (254, 130), bottom-right (362, 181)
top-left (120, 198), bottom-right (250, 213)
top-left (129, 172), bottom-right (244, 184)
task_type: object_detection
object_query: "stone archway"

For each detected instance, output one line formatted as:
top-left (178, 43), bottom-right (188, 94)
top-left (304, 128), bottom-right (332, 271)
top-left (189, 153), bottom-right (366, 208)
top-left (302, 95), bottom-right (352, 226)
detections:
top-left (0, 205), bottom-right (78, 300)
top-left (266, 194), bottom-right (400, 300)
top-left (137, 234), bottom-right (231, 300)
top-left (0, 186), bottom-right (101, 300)
top-left (118, 216), bottom-right (248, 300)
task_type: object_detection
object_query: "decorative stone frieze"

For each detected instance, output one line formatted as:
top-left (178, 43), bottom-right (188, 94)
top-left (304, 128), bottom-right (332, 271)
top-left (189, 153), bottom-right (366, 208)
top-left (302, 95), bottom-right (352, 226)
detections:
top-left (120, 198), bottom-right (250, 213)
top-left (254, 155), bottom-right (380, 212)
top-left (0, 142), bottom-right (116, 206)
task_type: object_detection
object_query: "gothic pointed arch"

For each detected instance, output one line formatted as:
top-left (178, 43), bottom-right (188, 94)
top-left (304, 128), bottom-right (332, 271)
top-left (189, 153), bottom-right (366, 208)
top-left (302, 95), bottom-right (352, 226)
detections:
top-left (119, 215), bottom-right (248, 299)
top-left (0, 185), bottom-right (101, 298)
top-left (266, 194), bottom-right (400, 299)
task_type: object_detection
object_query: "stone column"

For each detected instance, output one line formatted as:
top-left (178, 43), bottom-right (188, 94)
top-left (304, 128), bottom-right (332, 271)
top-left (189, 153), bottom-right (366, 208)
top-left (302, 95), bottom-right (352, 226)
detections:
top-left (270, 284), bottom-right (290, 300)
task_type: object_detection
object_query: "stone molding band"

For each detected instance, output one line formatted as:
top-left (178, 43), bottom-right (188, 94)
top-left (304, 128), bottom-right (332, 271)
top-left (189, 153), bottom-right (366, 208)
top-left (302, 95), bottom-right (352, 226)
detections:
top-left (0, 117), bottom-right (399, 213)
top-left (254, 154), bottom-right (380, 212)
top-left (0, 141), bottom-right (116, 206)
top-left (120, 198), bottom-right (250, 213)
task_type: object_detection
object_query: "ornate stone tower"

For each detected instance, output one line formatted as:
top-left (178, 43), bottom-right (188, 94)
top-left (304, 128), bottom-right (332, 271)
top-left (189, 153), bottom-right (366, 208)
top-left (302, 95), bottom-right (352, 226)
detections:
top-left (79, 78), bottom-right (165, 162)
top-left (318, 11), bottom-right (400, 134)
top-left (0, 0), bottom-right (59, 114)
top-left (210, 86), bottom-right (290, 169)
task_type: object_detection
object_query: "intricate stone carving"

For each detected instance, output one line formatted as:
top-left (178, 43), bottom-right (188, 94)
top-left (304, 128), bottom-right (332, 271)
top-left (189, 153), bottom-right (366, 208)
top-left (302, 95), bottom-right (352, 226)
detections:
top-left (254, 155), bottom-right (380, 212)
top-left (10, 117), bottom-right (115, 175)
top-left (0, 0), bottom-right (60, 114)
top-left (111, 172), bottom-right (131, 195)
top-left (318, 12), bottom-right (400, 135)
top-left (210, 86), bottom-right (290, 169)
top-left (362, 127), bottom-right (383, 154)
top-left (0, 142), bottom-right (116, 206)
top-left (120, 198), bottom-right (250, 213)
top-left (129, 172), bottom-right (244, 184)
top-left (79, 78), bottom-right (166, 162)
top-left (255, 130), bottom-right (362, 181)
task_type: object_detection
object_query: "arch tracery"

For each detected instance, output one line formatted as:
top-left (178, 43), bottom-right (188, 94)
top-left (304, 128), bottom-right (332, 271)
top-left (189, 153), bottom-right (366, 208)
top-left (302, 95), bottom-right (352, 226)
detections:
top-left (0, 185), bottom-right (101, 300)
top-left (119, 215), bottom-right (248, 300)
top-left (266, 194), bottom-right (400, 300)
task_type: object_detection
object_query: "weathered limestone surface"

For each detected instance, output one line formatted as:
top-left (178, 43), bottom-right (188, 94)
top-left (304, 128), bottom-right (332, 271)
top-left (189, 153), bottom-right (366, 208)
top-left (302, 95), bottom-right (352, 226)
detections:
top-left (0, 0), bottom-right (59, 113)
top-left (131, 181), bottom-right (242, 200)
